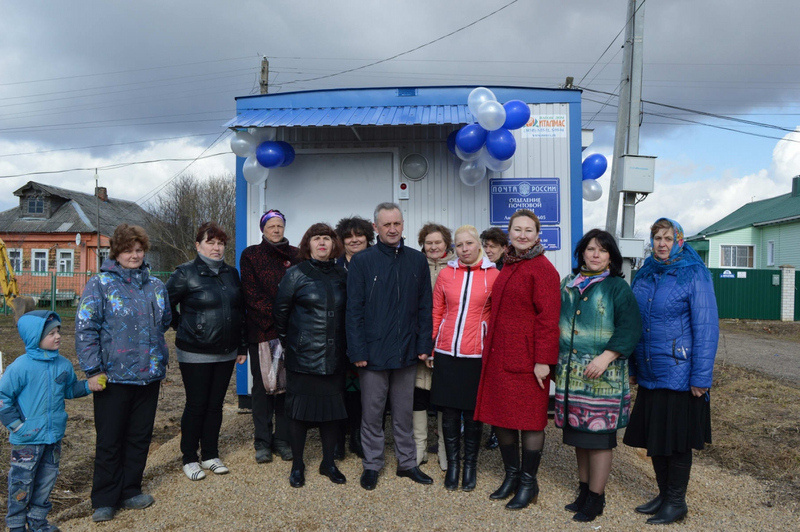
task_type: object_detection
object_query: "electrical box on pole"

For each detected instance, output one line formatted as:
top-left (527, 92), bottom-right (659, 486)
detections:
top-left (619, 154), bottom-right (656, 193)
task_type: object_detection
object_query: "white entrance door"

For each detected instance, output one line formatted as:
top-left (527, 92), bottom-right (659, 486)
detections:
top-left (251, 151), bottom-right (396, 246)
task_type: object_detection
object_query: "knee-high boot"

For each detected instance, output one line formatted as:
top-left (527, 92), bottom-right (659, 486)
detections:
top-left (437, 412), bottom-right (447, 471)
top-left (636, 455), bottom-right (669, 514)
top-left (412, 410), bottom-right (429, 466)
top-left (647, 452), bottom-right (691, 525)
top-left (441, 409), bottom-right (461, 490)
top-left (506, 449), bottom-right (541, 510)
top-left (461, 417), bottom-right (482, 492)
top-left (489, 443), bottom-right (520, 500)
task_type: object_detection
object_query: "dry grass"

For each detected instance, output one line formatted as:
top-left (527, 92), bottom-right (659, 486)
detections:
top-left (720, 319), bottom-right (800, 343)
top-left (707, 364), bottom-right (800, 507)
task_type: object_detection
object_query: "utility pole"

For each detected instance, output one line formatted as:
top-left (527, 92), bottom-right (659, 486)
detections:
top-left (260, 57), bottom-right (269, 95)
top-left (605, 0), bottom-right (646, 238)
top-left (95, 169), bottom-right (100, 274)
top-left (605, 0), bottom-right (646, 279)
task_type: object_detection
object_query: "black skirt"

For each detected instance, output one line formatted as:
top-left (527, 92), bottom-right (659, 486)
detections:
top-left (430, 353), bottom-right (482, 411)
top-left (563, 426), bottom-right (617, 450)
top-left (285, 370), bottom-right (347, 423)
top-left (623, 387), bottom-right (711, 456)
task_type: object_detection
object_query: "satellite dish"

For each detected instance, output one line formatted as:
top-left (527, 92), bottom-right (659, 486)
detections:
top-left (75, 233), bottom-right (82, 246)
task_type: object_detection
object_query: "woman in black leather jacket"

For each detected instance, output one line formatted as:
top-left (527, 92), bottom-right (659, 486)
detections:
top-left (273, 223), bottom-right (348, 488)
top-left (166, 222), bottom-right (247, 481)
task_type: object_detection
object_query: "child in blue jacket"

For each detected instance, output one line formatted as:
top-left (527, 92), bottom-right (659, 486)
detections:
top-left (0, 311), bottom-right (102, 532)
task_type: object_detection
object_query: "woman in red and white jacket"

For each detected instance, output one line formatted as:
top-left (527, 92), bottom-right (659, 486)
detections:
top-left (426, 225), bottom-right (500, 492)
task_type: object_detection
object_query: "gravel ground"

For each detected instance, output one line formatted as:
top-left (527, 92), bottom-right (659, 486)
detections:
top-left (55, 408), bottom-right (799, 531)
top-left (716, 330), bottom-right (800, 384)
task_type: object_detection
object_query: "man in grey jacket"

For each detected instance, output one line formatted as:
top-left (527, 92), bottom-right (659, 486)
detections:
top-left (346, 202), bottom-right (433, 490)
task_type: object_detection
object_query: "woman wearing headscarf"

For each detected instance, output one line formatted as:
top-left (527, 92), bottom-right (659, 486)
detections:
top-left (76, 224), bottom-right (171, 523)
top-left (474, 209), bottom-right (561, 511)
top-left (555, 229), bottom-right (641, 522)
top-left (417, 223), bottom-right (455, 470)
top-left (240, 209), bottom-right (300, 464)
top-left (273, 223), bottom-right (348, 488)
top-left (623, 218), bottom-right (719, 525)
top-left (428, 225), bottom-right (499, 492)
top-left (166, 222), bottom-right (247, 481)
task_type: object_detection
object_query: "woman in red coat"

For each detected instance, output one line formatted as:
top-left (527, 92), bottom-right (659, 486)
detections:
top-left (474, 209), bottom-right (561, 510)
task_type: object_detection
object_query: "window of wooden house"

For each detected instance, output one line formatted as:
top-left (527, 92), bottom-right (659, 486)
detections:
top-left (8, 248), bottom-right (23, 272)
top-left (767, 241), bottom-right (775, 266)
top-left (57, 249), bottom-right (74, 275)
top-left (720, 245), bottom-right (754, 268)
top-left (27, 197), bottom-right (44, 215)
top-left (32, 249), bottom-right (49, 275)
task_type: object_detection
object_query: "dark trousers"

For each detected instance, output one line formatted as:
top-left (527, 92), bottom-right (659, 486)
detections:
top-left (91, 381), bottom-right (160, 508)
top-left (179, 360), bottom-right (236, 464)
top-left (359, 364), bottom-right (417, 471)
top-left (248, 343), bottom-right (288, 449)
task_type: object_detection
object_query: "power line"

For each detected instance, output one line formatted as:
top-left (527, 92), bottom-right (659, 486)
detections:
top-left (0, 56), bottom-right (255, 87)
top-left (577, 0), bottom-right (646, 87)
top-left (0, 151), bottom-right (231, 179)
top-left (0, 132), bottom-right (224, 158)
top-left (275, 0), bottom-right (521, 87)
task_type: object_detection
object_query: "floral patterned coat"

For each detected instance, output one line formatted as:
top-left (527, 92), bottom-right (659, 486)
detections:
top-left (554, 275), bottom-right (641, 433)
top-left (76, 259), bottom-right (171, 385)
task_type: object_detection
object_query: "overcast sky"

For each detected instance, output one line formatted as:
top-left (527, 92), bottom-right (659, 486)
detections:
top-left (2, 0), bottom-right (800, 238)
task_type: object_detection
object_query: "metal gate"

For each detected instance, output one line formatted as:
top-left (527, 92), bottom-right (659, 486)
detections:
top-left (710, 268), bottom-right (782, 320)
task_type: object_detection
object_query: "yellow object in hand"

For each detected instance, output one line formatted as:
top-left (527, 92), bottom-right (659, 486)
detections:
top-left (97, 375), bottom-right (107, 390)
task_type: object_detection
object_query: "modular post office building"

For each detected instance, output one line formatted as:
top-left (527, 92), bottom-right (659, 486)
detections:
top-left (224, 85), bottom-right (586, 401)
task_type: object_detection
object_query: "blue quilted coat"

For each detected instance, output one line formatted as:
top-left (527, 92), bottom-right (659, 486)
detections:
top-left (630, 265), bottom-right (718, 391)
top-left (76, 259), bottom-right (171, 385)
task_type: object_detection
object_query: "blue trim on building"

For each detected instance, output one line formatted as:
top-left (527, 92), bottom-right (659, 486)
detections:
top-left (234, 86), bottom-right (581, 114)
top-left (568, 100), bottom-right (584, 267)
top-left (234, 156), bottom-right (251, 397)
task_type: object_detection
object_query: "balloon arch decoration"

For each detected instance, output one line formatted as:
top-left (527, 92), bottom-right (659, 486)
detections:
top-left (230, 128), bottom-right (295, 185)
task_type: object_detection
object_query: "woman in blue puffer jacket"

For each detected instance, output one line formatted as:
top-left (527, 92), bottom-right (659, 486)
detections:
top-left (623, 218), bottom-right (718, 525)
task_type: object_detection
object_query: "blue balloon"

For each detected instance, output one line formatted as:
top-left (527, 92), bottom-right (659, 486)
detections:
top-left (446, 130), bottom-right (457, 155)
top-left (456, 123), bottom-right (488, 154)
top-left (276, 141), bottom-right (295, 167)
top-left (256, 141), bottom-right (285, 168)
top-left (502, 100), bottom-right (531, 130)
top-left (582, 153), bottom-right (608, 180)
top-left (485, 128), bottom-right (516, 161)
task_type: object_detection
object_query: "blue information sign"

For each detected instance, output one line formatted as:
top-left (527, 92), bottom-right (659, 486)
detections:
top-left (489, 178), bottom-right (560, 225)
top-left (539, 227), bottom-right (561, 251)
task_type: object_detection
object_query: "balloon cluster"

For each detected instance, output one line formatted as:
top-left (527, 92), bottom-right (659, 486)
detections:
top-left (448, 88), bottom-right (531, 186)
top-left (581, 153), bottom-right (608, 202)
top-left (230, 128), bottom-right (296, 185)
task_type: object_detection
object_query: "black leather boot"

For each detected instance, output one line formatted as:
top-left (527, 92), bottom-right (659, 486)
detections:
top-left (565, 481), bottom-right (589, 512)
top-left (636, 455), bottom-right (669, 514)
top-left (441, 409), bottom-right (461, 491)
top-left (505, 449), bottom-right (541, 510)
top-left (647, 452), bottom-right (691, 525)
top-left (461, 417), bottom-right (482, 492)
top-left (573, 490), bottom-right (605, 522)
top-left (489, 443), bottom-right (520, 500)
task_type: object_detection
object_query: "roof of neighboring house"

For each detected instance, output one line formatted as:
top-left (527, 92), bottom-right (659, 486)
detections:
top-left (0, 181), bottom-right (149, 236)
top-left (689, 185), bottom-right (800, 240)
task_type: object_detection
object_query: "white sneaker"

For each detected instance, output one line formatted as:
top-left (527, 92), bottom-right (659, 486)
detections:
top-left (183, 462), bottom-right (206, 481)
top-left (200, 458), bottom-right (229, 475)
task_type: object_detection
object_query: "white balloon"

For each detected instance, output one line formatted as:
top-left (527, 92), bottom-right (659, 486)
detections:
top-left (455, 144), bottom-right (482, 161)
top-left (459, 160), bottom-right (487, 186)
top-left (482, 152), bottom-right (513, 173)
top-left (230, 130), bottom-right (256, 157)
top-left (249, 127), bottom-right (277, 143)
top-left (583, 179), bottom-right (603, 201)
top-left (477, 100), bottom-right (506, 131)
top-left (243, 155), bottom-right (269, 185)
top-left (467, 87), bottom-right (497, 118)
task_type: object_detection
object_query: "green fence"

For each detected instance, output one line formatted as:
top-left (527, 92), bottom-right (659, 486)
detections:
top-left (1, 270), bottom-right (173, 318)
top-left (710, 268), bottom-right (782, 320)
top-left (796, 271), bottom-right (800, 321)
